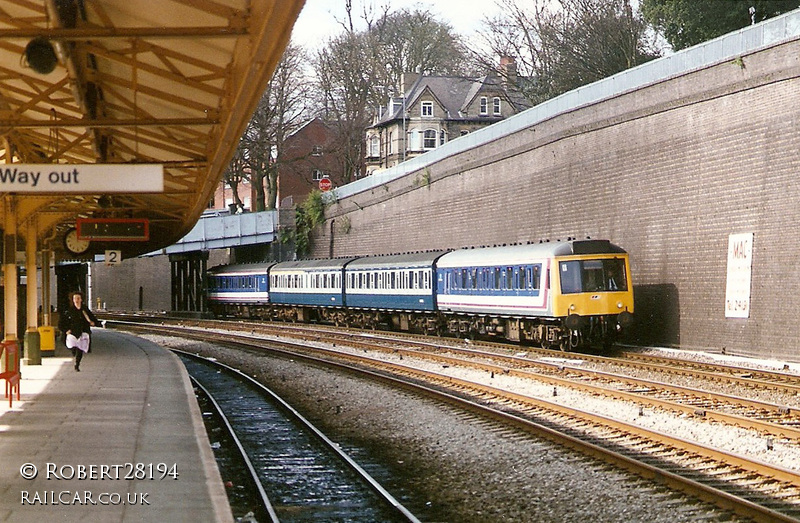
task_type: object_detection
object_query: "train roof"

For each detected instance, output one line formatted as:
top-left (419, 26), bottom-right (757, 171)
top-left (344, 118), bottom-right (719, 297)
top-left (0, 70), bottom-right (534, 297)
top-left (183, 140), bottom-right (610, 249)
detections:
top-left (437, 240), bottom-right (627, 268)
top-left (271, 257), bottom-right (359, 272)
top-left (207, 262), bottom-right (275, 275)
top-left (346, 251), bottom-right (450, 270)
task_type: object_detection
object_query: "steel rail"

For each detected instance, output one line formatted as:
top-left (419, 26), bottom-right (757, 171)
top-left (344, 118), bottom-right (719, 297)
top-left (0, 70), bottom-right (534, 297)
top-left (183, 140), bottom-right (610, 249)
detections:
top-left (208, 320), bottom-right (800, 439)
top-left (104, 315), bottom-right (800, 438)
top-left (180, 348), bottom-right (422, 523)
top-left (188, 375), bottom-right (279, 523)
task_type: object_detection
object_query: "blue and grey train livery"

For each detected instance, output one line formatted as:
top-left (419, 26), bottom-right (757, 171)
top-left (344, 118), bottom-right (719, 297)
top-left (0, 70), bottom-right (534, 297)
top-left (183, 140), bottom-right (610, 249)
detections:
top-left (206, 239), bottom-right (634, 350)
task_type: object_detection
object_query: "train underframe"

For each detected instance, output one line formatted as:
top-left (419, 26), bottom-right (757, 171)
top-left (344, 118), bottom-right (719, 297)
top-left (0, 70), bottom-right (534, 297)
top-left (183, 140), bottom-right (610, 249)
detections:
top-left (209, 302), bottom-right (629, 351)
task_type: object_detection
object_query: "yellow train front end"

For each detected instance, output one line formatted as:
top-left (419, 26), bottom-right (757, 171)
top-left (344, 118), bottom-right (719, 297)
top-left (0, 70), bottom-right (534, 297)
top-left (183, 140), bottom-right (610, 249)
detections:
top-left (551, 251), bottom-right (634, 350)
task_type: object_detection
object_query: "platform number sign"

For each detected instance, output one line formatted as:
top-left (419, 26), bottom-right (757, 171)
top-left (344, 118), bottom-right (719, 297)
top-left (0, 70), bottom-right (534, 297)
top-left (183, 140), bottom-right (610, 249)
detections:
top-left (105, 250), bottom-right (122, 266)
top-left (725, 233), bottom-right (753, 318)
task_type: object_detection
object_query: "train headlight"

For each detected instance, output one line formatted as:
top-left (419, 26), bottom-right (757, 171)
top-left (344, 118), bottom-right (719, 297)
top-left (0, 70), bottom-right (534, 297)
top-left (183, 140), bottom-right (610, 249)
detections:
top-left (617, 301), bottom-right (624, 309)
top-left (569, 304), bottom-right (576, 311)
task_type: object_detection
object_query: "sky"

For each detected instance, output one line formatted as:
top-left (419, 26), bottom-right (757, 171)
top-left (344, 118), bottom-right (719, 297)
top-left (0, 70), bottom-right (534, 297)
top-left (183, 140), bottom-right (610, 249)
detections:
top-left (291, 0), bottom-right (503, 50)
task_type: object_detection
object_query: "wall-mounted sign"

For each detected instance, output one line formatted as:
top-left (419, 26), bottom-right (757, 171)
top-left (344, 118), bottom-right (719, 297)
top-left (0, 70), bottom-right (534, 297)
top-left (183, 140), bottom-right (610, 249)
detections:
top-left (105, 250), bottom-right (122, 266)
top-left (77, 218), bottom-right (149, 241)
top-left (0, 164), bottom-right (163, 193)
top-left (725, 232), bottom-right (754, 318)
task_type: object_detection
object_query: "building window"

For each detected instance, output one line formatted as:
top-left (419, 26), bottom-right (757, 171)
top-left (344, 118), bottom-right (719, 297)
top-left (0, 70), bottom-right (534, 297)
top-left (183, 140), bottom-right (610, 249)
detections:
top-left (493, 97), bottom-right (501, 115)
top-left (421, 101), bottom-right (433, 117)
top-left (479, 96), bottom-right (488, 115)
top-left (311, 145), bottom-right (323, 156)
top-left (388, 132), bottom-right (393, 154)
top-left (312, 169), bottom-right (324, 181)
top-left (423, 129), bottom-right (436, 149)
top-left (440, 130), bottom-right (446, 145)
top-left (369, 135), bottom-right (379, 157)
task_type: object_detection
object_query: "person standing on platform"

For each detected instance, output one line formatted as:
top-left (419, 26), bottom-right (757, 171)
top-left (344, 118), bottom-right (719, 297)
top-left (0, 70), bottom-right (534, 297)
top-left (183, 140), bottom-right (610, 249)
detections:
top-left (58, 291), bottom-right (98, 372)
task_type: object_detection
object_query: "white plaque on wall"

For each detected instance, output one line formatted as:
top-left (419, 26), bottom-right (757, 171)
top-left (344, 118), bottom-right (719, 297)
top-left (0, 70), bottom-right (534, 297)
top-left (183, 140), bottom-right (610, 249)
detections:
top-left (725, 232), bottom-right (754, 318)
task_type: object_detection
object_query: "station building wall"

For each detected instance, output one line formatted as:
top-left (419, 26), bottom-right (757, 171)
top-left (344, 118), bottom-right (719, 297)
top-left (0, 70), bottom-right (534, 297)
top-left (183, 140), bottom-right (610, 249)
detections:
top-left (310, 36), bottom-right (800, 361)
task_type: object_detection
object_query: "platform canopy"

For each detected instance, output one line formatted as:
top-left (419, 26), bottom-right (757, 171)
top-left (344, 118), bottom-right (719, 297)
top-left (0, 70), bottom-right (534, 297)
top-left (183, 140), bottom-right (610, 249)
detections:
top-left (0, 0), bottom-right (305, 259)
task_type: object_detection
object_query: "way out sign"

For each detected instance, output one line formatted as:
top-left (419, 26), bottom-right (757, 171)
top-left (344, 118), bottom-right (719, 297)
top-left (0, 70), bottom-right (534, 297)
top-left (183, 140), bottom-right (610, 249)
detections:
top-left (725, 232), bottom-right (754, 318)
top-left (0, 164), bottom-right (163, 193)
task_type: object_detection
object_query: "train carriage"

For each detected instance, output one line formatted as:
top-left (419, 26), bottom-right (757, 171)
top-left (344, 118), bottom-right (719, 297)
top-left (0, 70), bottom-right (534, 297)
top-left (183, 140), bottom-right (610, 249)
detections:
top-left (206, 262), bottom-right (273, 316)
top-left (436, 240), bottom-right (633, 348)
top-left (269, 258), bottom-right (357, 323)
top-left (345, 251), bottom-right (449, 331)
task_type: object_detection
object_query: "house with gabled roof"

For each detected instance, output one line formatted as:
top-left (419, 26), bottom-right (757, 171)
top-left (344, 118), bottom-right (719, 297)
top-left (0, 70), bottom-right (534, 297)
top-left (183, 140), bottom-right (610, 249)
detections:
top-left (365, 57), bottom-right (532, 173)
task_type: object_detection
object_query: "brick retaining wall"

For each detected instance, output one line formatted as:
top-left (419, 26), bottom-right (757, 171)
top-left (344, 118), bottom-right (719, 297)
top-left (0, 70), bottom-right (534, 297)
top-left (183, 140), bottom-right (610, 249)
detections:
top-left (311, 39), bottom-right (800, 361)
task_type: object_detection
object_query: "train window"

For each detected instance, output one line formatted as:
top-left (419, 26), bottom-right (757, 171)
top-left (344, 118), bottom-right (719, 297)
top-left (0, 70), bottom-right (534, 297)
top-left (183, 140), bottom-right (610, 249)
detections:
top-left (494, 268), bottom-right (501, 289)
top-left (559, 259), bottom-right (627, 294)
top-left (424, 270), bottom-right (430, 290)
top-left (520, 267), bottom-right (527, 289)
top-left (461, 269), bottom-right (467, 289)
top-left (532, 265), bottom-right (540, 290)
top-left (506, 267), bottom-right (513, 290)
top-left (561, 262), bottom-right (581, 293)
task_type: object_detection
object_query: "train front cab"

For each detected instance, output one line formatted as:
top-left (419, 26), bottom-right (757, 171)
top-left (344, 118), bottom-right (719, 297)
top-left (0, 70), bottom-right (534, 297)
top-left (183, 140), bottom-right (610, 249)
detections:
top-left (550, 247), bottom-right (634, 349)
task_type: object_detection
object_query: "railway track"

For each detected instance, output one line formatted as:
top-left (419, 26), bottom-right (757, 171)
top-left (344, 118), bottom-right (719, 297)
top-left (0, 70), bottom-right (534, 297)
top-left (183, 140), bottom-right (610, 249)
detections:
top-left (179, 350), bottom-right (420, 523)
top-left (104, 315), bottom-right (800, 521)
top-left (114, 314), bottom-right (800, 440)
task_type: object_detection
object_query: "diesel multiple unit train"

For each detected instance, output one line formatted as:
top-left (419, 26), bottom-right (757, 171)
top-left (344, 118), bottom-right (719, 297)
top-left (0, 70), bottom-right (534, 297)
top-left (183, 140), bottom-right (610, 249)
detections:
top-left (206, 239), bottom-right (634, 350)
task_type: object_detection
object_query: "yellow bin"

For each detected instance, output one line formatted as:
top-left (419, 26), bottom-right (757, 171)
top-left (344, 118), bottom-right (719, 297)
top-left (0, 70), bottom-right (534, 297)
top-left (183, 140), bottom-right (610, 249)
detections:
top-left (38, 326), bottom-right (56, 355)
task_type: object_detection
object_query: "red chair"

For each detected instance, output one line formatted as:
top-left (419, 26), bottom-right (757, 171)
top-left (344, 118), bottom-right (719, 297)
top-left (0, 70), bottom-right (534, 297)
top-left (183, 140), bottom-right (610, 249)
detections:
top-left (0, 340), bottom-right (20, 407)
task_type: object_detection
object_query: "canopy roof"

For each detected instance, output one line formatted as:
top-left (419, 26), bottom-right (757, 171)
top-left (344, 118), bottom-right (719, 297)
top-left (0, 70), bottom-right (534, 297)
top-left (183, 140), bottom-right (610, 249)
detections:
top-left (0, 0), bottom-right (305, 259)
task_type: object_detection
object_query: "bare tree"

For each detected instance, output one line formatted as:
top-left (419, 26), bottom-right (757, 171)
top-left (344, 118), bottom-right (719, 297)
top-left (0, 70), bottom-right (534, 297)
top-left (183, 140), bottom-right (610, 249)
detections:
top-left (223, 147), bottom-right (247, 212)
top-left (225, 44), bottom-right (309, 211)
top-left (311, 4), bottom-right (470, 181)
top-left (475, 0), bottom-right (661, 104)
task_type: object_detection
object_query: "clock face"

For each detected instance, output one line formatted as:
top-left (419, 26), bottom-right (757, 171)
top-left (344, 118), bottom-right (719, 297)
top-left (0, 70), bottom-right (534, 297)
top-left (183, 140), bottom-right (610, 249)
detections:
top-left (65, 228), bottom-right (91, 254)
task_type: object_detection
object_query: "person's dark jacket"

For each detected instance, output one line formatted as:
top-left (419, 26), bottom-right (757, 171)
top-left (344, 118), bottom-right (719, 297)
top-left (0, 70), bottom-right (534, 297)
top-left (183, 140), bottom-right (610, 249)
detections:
top-left (59, 305), bottom-right (98, 338)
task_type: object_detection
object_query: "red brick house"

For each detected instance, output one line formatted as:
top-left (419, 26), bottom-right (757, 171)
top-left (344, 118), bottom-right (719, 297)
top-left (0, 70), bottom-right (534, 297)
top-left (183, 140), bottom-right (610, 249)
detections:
top-left (276, 117), bottom-right (347, 207)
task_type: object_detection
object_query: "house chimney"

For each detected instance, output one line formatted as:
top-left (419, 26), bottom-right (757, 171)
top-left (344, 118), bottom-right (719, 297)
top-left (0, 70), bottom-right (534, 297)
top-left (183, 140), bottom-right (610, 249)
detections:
top-left (401, 72), bottom-right (419, 95)
top-left (499, 55), bottom-right (517, 88)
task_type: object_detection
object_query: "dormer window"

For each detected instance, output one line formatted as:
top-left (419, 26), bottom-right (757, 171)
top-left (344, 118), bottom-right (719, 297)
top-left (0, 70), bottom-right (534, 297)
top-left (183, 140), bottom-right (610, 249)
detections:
top-left (479, 97), bottom-right (488, 115)
top-left (493, 97), bottom-right (501, 115)
top-left (421, 101), bottom-right (433, 117)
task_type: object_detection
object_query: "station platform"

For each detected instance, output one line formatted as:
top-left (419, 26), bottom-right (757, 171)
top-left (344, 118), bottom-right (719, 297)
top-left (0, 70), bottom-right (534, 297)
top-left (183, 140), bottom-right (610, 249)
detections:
top-left (0, 329), bottom-right (233, 522)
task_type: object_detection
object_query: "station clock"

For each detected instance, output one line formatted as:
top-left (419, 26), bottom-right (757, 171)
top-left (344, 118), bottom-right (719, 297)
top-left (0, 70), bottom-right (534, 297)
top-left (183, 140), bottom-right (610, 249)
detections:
top-left (64, 228), bottom-right (91, 255)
